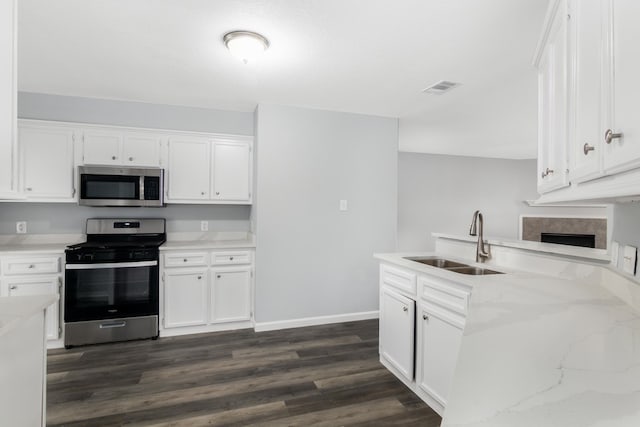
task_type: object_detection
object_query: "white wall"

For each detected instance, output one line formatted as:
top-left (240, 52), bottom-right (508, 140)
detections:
top-left (612, 203), bottom-right (640, 251)
top-left (398, 152), bottom-right (611, 251)
top-left (254, 104), bottom-right (398, 324)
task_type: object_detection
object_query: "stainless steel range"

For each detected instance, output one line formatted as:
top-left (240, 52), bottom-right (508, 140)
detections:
top-left (64, 218), bottom-right (166, 348)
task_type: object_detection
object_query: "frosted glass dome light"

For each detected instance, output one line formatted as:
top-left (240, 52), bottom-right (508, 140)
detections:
top-left (223, 31), bottom-right (270, 64)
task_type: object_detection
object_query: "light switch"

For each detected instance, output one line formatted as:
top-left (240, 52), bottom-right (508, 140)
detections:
top-left (339, 200), bottom-right (348, 211)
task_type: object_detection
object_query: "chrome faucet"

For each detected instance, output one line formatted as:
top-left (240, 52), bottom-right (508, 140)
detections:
top-left (469, 210), bottom-right (490, 263)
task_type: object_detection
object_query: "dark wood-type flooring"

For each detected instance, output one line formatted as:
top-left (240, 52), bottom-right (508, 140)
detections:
top-left (47, 319), bottom-right (440, 426)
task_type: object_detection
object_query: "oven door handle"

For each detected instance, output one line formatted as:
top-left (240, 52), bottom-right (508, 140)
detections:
top-left (65, 260), bottom-right (158, 270)
top-left (99, 321), bottom-right (127, 329)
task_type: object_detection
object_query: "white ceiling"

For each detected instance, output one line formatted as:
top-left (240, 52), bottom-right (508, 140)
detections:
top-left (18, 0), bottom-right (548, 159)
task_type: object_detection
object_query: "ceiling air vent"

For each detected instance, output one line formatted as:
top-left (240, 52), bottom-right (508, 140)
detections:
top-left (422, 80), bottom-right (461, 95)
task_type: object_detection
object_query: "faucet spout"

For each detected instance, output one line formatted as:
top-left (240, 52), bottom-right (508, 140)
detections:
top-left (469, 210), bottom-right (490, 263)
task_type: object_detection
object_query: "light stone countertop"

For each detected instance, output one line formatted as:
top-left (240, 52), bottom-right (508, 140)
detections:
top-left (0, 295), bottom-right (59, 337)
top-left (0, 234), bottom-right (83, 255)
top-left (377, 251), bottom-right (640, 426)
top-left (160, 231), bottom-right (256, 251)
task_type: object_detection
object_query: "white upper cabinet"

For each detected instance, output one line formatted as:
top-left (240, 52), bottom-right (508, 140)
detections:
top-left (602, 0), bottom-right (640, 174)
top-left (569, 0), bottom-right (604, 183)
top-left (166, 135), bottom-right (253, 204)
top-left (534, 0), bottom-right (640, 202)
top-left (19, 123), bottom-right (76, 200)
top-left (82, 128), bottom-right (162, 167)
top-left (0, 0), bottom-right (17, 197)
top-left (535, 0), bottom-right (570, 194)
top-left (167, 137), bottom-right (211, 201)
top-left (212, 140), bottom-right (251, 202)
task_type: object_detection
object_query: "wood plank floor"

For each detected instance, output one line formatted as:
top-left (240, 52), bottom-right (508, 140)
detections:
top-left (47, 320), bottom-right (440, 426)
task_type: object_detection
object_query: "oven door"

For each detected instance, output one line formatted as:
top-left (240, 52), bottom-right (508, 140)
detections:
top-left (64, 261), bottom-right (159, 322)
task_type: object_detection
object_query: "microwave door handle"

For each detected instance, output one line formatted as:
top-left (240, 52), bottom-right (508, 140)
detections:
top-left (139, 175), bottom-right (145, 201)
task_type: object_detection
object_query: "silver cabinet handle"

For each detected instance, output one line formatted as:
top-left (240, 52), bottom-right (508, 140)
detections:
top-left (605, 129), bottom-right (623, 144)
top-left (9, 285), bottom-right (17, 290)
top-left (129, 157), bottom-right (134, 161)
top-left (217, 275), bottom-right (221, 279)
top-left (28, 264), bottom-right (35, 269)
top-left (201, 191), bottom-right (206, 195)
top-left (402, 306), bottom-right (408, 312)
top-left (183, 259), bottom-right (187, 262)
top-left (216, 192), bottom-right (220, 196)
top-left (583, 143), bottom-right (595, 155)
top-left (26, 187), bottom-right (32, 191)
top-left (541, 167), bottom-right (554, 178)
top-left (423, 314), bottom-right (429, 320)
top-left (112, 156), bottom-right (117, 160)
top-left (197, 276), bottom-right (202, 280)
top-left (230, 256), bottom-right (234, 261)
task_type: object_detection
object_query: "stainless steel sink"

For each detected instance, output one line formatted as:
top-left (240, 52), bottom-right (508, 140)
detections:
top-left (403, 256), bottom-right (504, 275)
top-left (404, 257), bottom-right (468, 269)
top-left (445, 266), bottom-right (504, 275)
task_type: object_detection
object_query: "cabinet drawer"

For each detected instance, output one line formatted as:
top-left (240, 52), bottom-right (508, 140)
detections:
top-left (164, 252), bottom-right (208, 267)
top-left (419, 276), bottom-right (470, 316)
top-left (1, 256), bottom-right (61, 275)
top-left (380, 264), bottom-right (416, 295)
top-left (211, 251), bottom-right (251, 266)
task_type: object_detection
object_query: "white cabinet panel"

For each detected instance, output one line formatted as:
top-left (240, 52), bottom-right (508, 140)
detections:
top-left (1, 256), bottom-right (61, 276)
top-left (19, 124), bottom-right (75, 200)
top-left (167, 137), bottom-right (211, 201)
top-left (5, 276), bottom-right (60, 340)
top-left (123, 133), bottom-right (162, 167)
top-left (379, 286), bottom-right (415, 382)
top-left (83, 130), bottom-right (122, 165)
top-left (164, 252), bottom-right (208, 268)
top-left (212, 141), bottom-right (251, 202)
top-left (210, 266), bottom-right (251, 323)
top-left (0, 0), bottom-right (17, 196)
top-left (603, 0), bottom-right (640, 173)
top-left (416, 303), bottom-right (464, 407)
top-left (163, 268), bottom-right (208, 328)
top-left (537, 0), bottom-right (570, 194)
top-left (569, 0), bottom-right (604, 183)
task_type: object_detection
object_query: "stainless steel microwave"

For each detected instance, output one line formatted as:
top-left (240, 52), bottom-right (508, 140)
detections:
top-left (78, 166), bottom-right (164, 207)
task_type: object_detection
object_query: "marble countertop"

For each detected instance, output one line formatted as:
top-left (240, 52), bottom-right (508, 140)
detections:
top-left (160, 231), bottom-right (256, 250)
top-left (0, 295), bottom-right (58, 337)
top-left (0, 234), bottom-right (83, 255)
top-left (377, 250), bottom-right (640, 425)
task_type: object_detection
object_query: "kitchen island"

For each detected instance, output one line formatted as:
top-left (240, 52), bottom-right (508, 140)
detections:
top-left (376, 234), bottom-right (640, 426)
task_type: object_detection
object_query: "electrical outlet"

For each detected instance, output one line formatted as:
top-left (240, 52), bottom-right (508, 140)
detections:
top-left (200, 221), bottom-right (209, 232)
top-left (339, 200), bottom-right (348, 211)
top-left (16, 221), bottom-right (27, 234)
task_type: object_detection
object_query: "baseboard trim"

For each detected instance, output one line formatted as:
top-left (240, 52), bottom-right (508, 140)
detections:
top-left (254, 310), bottom-right (379, 332)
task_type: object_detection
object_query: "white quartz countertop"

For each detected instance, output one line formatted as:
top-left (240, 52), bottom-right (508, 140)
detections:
top-left (377, 252), bottom-right (640, 426)
top-left (160, 232), bottom-right (256, 250)
top-left (0, 234), bottom-right (83, 255)
top-left (0, 295), bottom-right (58, 337)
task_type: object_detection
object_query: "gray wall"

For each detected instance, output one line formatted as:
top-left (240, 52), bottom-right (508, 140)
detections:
top-left (18, 92), bottom-right (254, 135)
top-left (398, 152), bottom-right (611, 251)
top-left (1, 92), bottom-right (254, 235)
top-left (254, 104), bottom-right (398, 323)
top-left (612, 203), bottom-right (640, 251)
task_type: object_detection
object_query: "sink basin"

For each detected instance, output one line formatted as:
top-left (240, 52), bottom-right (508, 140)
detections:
top-left (404, 257), bottom-right (468, 269)
top-left (446, 266), bottom-right (504, 275)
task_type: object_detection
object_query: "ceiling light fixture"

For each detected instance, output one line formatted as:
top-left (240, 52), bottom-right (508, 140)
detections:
top-left (223, 30), bottom-right (270, 64)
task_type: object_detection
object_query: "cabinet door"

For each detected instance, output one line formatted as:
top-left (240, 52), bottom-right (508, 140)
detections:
top-left (82, 130), bottom-right (122, 165)
top-left (416, 303), bottom-right (464, 407)
top-left (167, 137), bottom-right (211, 201)
top-left (212, 140), bottom-right (251, 202)
top-left (602, 0), bottom-right (640, 173)
top-left (123, 133), bottom-right (162, 167)
top-left (210, 266), bottom-right (251, 323)
top-left (5, 276), bottom-right (60, 340)
top-left (537, 1), bottom-right (570, 193)
top-left (20, 124), bottom-right (76, 200)
top-left (163, 268), bottom-right (208, 328)
top-left (569, 0), bottom-right (604, 183)
top-left (379, 286), bottom-right (415, 382)
top-left (0, 0), bottom-right (17, 196)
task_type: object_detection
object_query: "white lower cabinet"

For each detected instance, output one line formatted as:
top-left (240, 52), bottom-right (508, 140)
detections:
top-left (379, 286), bottom-right (415, 382)
top-left (378, 262), bottom-right (470, 416)
top-left (163, 268), bottom-right (208, 328)
top-left (210, 266), bottom-right (251, 323)
top-left (161, 248), bottom-right (253, 335)
top-left (0, 254), bottom-right (63, 342)
top-left (416, 302), bottom-right (464, 407)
